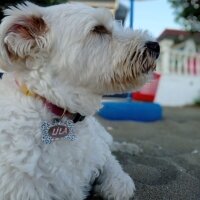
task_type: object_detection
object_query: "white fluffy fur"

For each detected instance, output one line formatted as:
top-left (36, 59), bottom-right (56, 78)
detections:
top-left (0, 2), bottom-right (157, 200)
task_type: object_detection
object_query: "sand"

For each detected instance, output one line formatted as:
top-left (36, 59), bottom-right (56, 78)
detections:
top-left (89, 106), bottom-right (200, 200)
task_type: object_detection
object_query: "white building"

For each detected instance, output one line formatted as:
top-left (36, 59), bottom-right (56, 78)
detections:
top-left (155, 29), bottom-right (200, 106)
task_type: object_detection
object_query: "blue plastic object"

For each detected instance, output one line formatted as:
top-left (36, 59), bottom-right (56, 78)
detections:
top-left (98, 101), bottom-right (162, 122)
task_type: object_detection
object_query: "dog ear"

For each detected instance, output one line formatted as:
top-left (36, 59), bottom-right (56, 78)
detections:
top-left (3, 14), bottom-right (49, 62)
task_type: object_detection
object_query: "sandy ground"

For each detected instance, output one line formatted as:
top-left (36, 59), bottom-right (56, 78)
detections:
top-left (89, 106), bottom-right (200, 200)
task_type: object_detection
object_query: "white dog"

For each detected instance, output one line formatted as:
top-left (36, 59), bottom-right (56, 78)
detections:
top-left (0, 2), bottom-right (159, 200)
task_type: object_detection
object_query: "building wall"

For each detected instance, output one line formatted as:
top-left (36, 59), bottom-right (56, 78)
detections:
top-left (155, 75), bottom-right (200, 106)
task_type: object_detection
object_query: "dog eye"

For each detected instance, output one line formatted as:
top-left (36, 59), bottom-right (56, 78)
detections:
top-left (92, 25), bottom-right (110, 35)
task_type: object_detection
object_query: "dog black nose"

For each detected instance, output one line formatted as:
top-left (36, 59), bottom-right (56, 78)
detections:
top-left (145, 41), bottom-right (160, 58)
top-left (146, 41), bottom-right (160, 53)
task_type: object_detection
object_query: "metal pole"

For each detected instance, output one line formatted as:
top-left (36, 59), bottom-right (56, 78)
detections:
top-left (130, 0), bottom-right (134, 29)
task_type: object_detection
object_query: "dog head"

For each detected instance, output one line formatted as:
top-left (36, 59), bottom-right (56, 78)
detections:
top-left (0, 2), bottom-right (159, 115)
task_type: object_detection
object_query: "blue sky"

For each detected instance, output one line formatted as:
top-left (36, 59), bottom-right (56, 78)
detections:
top-left (121, 0), bottom-right (182, 38)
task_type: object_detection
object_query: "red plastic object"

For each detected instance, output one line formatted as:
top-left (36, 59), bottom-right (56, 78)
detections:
top-left (132, 73), bottom-right (161, 102)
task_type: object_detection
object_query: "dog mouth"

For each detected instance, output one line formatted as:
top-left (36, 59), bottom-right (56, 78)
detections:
top-left (126, 48), bottom-right (159, 77)
top-left (133, 41), bottom-right (160, 75)
top-left (140, 50), bottom-right (158, 74)
top-left (141, 41), bottom-right (160, 74)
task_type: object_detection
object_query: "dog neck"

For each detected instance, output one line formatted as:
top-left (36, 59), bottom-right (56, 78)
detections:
top-left (17, 82), bottom-right (85, 123)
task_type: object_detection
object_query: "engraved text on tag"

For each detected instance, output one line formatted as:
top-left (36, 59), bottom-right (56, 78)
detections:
top-left (49, 125), bottom-right (68, 138)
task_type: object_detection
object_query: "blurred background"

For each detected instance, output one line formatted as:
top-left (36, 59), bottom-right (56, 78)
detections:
top-left (0, 0), bottom-right (200, 199)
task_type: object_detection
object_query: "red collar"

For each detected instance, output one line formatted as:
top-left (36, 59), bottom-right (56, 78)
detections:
top-left (17, 82), bottom-right (85, 123)
top-left (43, 99), bottom-right (85, 123)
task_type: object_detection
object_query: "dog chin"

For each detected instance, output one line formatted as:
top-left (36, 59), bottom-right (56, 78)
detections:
top-left (101, 72), bottom-right (152, 95)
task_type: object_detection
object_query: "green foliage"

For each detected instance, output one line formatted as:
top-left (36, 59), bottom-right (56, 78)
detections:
top-left (194, 97), bottom-right (200, 106)
top-left (168, 0), bottom-right (200, 31)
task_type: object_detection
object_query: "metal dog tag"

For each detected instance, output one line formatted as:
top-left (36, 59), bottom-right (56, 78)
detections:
top-left (41, 118), bottom-right (76, 144)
